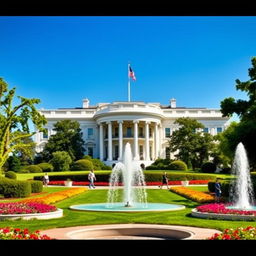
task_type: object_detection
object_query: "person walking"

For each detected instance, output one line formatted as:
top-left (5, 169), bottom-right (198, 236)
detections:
top-left (88, 169), bottom-right (96, 189)
top-left (159, 172), bottom-right (169, 189)
top-left (43, 173), bottom-right (49, 187)
top-left (215, 178), bottom-right (222, 203)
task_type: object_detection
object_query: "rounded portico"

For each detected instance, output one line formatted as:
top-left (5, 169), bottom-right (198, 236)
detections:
top-left (94, 102), bottom-right (164, 166)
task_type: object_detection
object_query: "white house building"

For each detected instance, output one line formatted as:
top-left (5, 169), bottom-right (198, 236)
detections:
top-left (34, 98), bottom-right (230, 167)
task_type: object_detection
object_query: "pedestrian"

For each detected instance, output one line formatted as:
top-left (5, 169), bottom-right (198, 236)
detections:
top-left (215, 178), bottom-right (222, 203)
top-left (43, 173), bottom-right (49, 187)
top-left (159, 172), bottom-right (169, 189)
top-left (88, 169), bottom-right (96, 189)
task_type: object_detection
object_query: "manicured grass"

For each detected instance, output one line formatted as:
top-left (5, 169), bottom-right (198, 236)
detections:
top-left (1, 187), bottom-right (256, 236)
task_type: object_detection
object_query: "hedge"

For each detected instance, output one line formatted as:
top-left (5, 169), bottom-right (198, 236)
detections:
top-left (34, 171), bottom-right (216, 183)
top-left (0, 179), bottom-right (31, 198)
top-left (37, 163), bottom-right (54, 172)
top-left (71, 159), bottom-right (94, 171)
top-left (29, 180), bottom-right (43, 193)
top-left (168, 160), bottom-right (187, 171)
top-left (5, 171), bottom-right (17, 180)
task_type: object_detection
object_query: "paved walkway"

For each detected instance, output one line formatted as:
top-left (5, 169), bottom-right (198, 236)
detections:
top-left (41, 224), bottom-right (220, 240)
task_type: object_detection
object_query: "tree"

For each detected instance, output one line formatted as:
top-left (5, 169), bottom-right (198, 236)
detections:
top-left (0, 78), bottom-right (46, 173)
top-left (42, 120), bottom-right (85, 161)
top-left (49, 151), bottom-right (72, 172)
top-left (169, 117), bottom-right (215, 170)
top-left (220, 57), bottom-right (256, 168)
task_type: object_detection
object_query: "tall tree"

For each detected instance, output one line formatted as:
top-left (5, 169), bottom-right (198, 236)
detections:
top-left (0, 77), bottom-right (47, 172)
top-left (42, 120), bottom-right (85, 161)
top-left (169, 117), bottom-right (215, 170)
top-left (220, 57), bottom-right (256, 168)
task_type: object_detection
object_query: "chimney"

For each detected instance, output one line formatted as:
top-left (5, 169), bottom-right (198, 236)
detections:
top-left (82, 98), bottom-right (90, 108)
top-left (170, 98), bottom-right (176, 108)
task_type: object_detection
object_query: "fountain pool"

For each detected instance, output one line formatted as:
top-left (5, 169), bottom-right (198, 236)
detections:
top-left (70, 143), bottom-right (185, 213)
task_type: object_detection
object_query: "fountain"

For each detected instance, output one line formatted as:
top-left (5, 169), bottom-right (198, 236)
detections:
top-left (228, 142), bottom-right (256, 210)
top-left (192, 142), bottom-right (256, 220)
top-left (70, 143), bottom-right (185, 212)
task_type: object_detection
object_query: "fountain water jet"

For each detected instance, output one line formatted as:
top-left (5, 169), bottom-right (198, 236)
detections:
top-left (228, 142), bottom-right (255, 210)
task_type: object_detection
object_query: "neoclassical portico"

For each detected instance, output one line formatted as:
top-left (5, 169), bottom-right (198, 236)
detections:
top-left (98, 119), bottom-right (161, 165)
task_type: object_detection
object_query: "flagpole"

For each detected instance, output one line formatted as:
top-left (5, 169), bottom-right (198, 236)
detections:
top-left (128, 63), bottom-right (131, 102)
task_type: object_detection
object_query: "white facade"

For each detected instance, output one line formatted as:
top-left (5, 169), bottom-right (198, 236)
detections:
top-left (35, 99), bottom-right (230, 166)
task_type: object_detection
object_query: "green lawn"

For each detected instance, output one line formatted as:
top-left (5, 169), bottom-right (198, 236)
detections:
top-left (1, 186), bottom-right (256, 235)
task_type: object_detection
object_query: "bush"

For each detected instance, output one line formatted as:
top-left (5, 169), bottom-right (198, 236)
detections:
top-left (5, 171), bottom-right (17, 180)
top-left (37, 163), bottom-right (54, 172)
top-left (168, 160), bottom-right (188, 171)
top-left (29, 180), bottom-right (43, 193)
top-left (49, 151), bottom-right (72, 172)
top-left (201, 162), bottom-right (217, 173)
top-left (221, 167), bottom-right (231, 174)
top-left (0, 179), bottom-right (31, 198)
top-left (6, 155), bottom-right (21, 172)
top-left (83, 155), bottom-right (92, 160)
top-left (91, 159), bottom-right (104, 170)
top-left (71, 159), bottom-right (94, 171)
top-left (25, 165), bottom-right (43, 173)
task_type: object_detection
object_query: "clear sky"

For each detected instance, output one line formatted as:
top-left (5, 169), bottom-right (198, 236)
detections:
top-left (0, 16), bottom-right (255, 114)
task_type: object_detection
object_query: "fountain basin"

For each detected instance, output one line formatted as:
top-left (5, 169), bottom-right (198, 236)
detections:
top-left (191, 208), bottom-right (256, 221)
top-left (69, 203), bottom-right (185, 212)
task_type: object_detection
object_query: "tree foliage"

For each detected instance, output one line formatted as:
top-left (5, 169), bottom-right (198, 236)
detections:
top-left (0, 78), bottom-right (47, 172)
top-left (42, 120), bottom-right (85, 161)
top-left (169, 117), bottom-right (215, 170)
top-left (220, 57), bottom-right (256, 168)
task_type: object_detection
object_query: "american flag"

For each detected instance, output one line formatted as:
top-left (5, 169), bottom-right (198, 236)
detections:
top-left (129, 65), bottom-right (136, 81)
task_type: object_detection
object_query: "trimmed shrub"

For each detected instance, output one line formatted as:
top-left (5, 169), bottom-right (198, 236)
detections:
top-left (49, 151), bottom-right (72, 172)
top-left (145, 165), bottom-right (158, 170)
top-left (83, 155), bottom-right (92, 160)
top-left (201, 162), bottom-right (217, 173)
top-left (37, 163), bottom-right (54, 172)
top-left (0, 179), bottom-right (31, 198)
top-left (168, 160), bottom-right (188, 171)
top-left (71, 159), bottom-right (94, 171)
top-left (25, 165), bottom-right (43, 173)
top-left (101, 165), bottom-right (112, 170)
top-left (29, 180), bottom-right (43, 193)
top-left (91, 158), bottom-right (104, 170)
top-left (5, 171), bottom-right (17, 180)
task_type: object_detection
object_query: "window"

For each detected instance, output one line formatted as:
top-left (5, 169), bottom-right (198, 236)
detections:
top-left (149, 128), bottom-right (152, 137)
top-left (88, 147), bottom-right (93, 158)
top-left (126, 127), bottom-right (132, 137)
top-left (165, 147), bottom-right (170, 159)
top-left (139, 127), bottom-right (143, 137)
top-left (114, 145), bottom-right (119, 160)
top-left (139, 145), bottom-right (144, 160)
top-left (203, 128), bottom-right (209, 133)
top-left (114, 127), bottom-right (118, 137)
top-left (165, 128), bottom-right (171, 138)
top-left (43, 129), bottom-right (48, 139)
top-left (88, 128), bottom-right (93, 138)
top-left (217, 127), bottom-right (222, 133)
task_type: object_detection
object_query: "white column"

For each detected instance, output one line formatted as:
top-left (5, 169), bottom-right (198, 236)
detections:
top-left (99, 123), bottom-right (104, 161)
top-left (154, 122), bottom-right (159, 160)
top-left (133, 120), bottom-right (139, 160)
top-left (118, 121), bottom-right (123, 161)
top-left (145, 121), bottom-right (150, 161)
top-left (107, 121), bottom-right (112, 161)
top-left (159, 124), bottom-right (163, 158)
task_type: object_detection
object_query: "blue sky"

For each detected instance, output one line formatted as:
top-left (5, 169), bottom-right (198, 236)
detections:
top-left (0, 16), bottom-right (255, 116)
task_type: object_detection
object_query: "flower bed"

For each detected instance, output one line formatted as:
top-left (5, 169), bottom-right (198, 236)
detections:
top-left (196, 203), bottom-right (256, 216)
top-left (22, 187), bottom-right (87, 205)
top-left (0, 227), bottom-right (53, 240)
top-left (0, 202), bottom-right (56, 214)
top-left (208, 226), bottom-right (256, 240)
top-left (48, 180), bottom-right (210, 186)
top-left (169, 186), bottom-right (215, 203)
